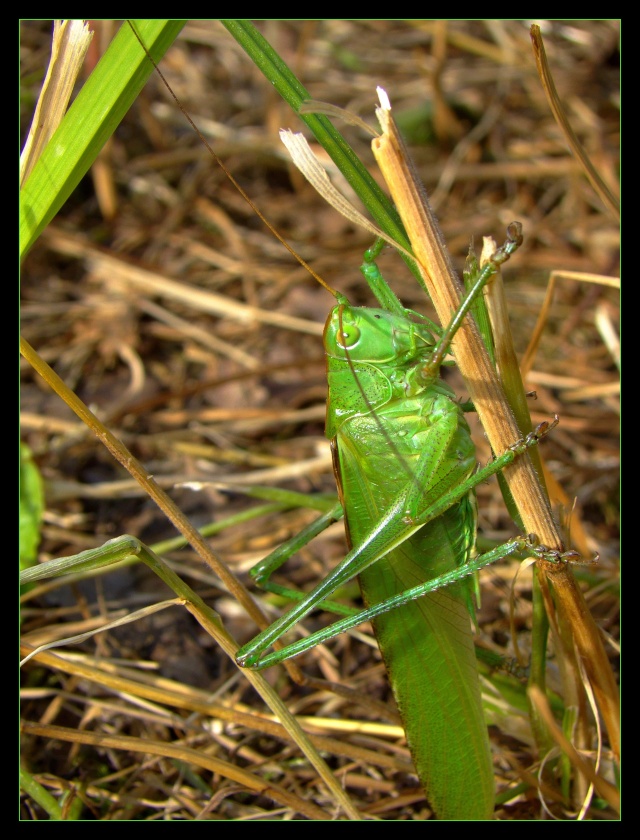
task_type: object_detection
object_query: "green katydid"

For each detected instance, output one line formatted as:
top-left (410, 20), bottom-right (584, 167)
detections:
top-left (235, 228), bottom-right (572, 819)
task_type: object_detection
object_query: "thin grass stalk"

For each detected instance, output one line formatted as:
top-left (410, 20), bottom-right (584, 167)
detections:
top-left (19, 337), bottom-right (362, 819)
top-left (370, 95), bottom-right (619, 764)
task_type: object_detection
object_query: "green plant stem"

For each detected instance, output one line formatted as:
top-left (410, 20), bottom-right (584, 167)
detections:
top-left (220, 20), bottom-right (431, 290)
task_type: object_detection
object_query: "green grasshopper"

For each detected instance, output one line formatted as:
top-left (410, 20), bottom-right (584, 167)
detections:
top-left (236, 231), bottom-right (570, 819)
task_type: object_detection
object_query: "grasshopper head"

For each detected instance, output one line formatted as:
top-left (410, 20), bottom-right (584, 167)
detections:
top-left (324, 305), bottom-right (435, 365)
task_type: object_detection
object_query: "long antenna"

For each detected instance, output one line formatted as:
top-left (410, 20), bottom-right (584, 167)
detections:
top-left (127, 21), bottom-right (340, 299)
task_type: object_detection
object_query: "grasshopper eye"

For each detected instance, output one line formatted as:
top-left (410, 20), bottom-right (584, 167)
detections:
top-left (337, 322), bottom-right (360, 349)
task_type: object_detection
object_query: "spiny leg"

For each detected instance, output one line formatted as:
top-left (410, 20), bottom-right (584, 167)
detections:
top-left (247, 502), bottom-right (360, 619)
top-left (244, 535), bottom-right (578, 670)
top-left (237, 418), bottom-right (563, 669)
top-left (359, 223), bottom-right (523, 367)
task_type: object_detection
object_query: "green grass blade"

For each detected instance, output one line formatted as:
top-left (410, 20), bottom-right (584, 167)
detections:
top-left (220, 20), bottom-right (426, 285)
top-left (20, 442), bottom-right (44, 576)
top-left (20, 20), bottom-right (186, 260)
